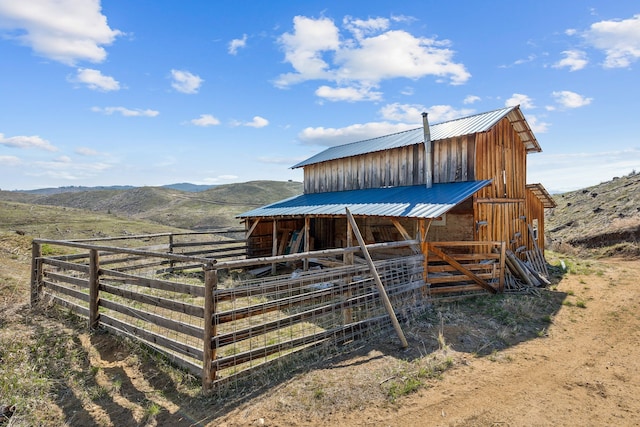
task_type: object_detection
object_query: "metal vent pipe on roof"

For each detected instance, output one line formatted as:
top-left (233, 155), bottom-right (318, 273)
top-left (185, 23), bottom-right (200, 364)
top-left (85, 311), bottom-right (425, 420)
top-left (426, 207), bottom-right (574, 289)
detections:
top-left (422, 112), bottom-right (433, 188)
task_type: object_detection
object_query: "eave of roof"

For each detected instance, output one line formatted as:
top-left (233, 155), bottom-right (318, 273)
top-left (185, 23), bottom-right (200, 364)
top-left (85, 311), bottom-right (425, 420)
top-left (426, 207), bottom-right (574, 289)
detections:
top-left (526, 183), bottom-right (557, 208)
top-left (292, 105), bottom-right (541, 169)
top-left (237, 180), bottom-right (492, 219)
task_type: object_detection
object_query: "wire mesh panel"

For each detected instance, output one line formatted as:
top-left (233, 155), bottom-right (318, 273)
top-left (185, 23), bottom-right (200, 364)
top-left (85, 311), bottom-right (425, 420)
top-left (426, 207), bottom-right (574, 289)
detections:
top-left (209, 254), bottom-right (426, 389)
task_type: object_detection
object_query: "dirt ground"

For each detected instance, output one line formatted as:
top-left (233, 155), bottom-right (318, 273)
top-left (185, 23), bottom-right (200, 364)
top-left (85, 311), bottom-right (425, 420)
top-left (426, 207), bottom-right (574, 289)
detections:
top-left (214, 259), bottom-right (640, 427)
top-left (2, 255), bottom-right (639, 426)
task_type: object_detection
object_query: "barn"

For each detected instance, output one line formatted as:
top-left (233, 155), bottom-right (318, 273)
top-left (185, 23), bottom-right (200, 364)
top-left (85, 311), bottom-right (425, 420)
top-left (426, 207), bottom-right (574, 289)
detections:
top-left (238, 105), bottom-right (556, 294)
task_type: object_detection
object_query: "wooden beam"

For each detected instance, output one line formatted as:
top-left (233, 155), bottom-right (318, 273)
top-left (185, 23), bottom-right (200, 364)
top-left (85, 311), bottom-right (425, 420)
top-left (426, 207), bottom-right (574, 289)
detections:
top-left (246, 219), bottom-right (260, 239)
top-left (391, 219), bottom-right (420, 254)
top-left (346, 208), bottom-right (408, 348)
top-left (88, 249), bottom-right (100, 329)
top-left (303, 216), bottom-right (310, 271)
top-left (271, 219), bottom-right (278, 275)
top-left (202, 263), bottom-right (217, 391)
top-left (427, 243), bottom-right (497, 294)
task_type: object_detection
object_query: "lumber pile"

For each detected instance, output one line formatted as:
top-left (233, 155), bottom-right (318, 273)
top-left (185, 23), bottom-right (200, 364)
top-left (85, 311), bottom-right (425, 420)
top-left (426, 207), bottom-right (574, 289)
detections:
top-left (504, 249), bottom-right (550, 292)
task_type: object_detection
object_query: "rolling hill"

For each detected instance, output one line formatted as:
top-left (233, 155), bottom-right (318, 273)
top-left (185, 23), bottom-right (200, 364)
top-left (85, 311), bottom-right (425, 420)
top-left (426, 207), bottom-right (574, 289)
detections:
top-left (0, 180), bottom-right (303, 231)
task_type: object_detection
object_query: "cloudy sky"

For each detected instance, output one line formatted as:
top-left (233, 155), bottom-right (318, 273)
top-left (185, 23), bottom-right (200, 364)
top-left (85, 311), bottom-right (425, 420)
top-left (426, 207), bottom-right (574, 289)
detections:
top-left (1, 1), bottom-right (639, 193)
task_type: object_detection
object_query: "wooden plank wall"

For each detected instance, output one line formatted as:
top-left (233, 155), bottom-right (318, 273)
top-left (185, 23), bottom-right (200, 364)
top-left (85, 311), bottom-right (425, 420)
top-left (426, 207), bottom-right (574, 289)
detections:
top-left (303, 144), bottom-right (426, 194)
top-left (303, 134), bottom-right (481, 194)
top-left (247, 219), bottom-right (303, 257)
top-left (433, 134), bottom-right (475, 183)
top-left (526, 188), bottom-right (546, 250)
top-left (475, 117), bottom-right (527, 199)
top-left (474, 201), bottom-right (527, 250)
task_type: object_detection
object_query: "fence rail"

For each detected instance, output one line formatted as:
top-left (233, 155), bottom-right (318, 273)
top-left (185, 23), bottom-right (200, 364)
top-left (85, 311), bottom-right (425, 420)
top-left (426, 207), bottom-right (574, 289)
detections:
top-left (30, 231), bottom-right (510, 391)
top-left (30, 231), bottom-right (430, 391)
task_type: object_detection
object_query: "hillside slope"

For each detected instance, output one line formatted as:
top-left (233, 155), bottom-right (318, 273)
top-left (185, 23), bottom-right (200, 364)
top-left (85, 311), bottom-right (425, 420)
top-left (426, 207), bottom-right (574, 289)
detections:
top-left (546, 171), bottom-right (640, 257)
top-left (0, 180), bottom-right (303, 230)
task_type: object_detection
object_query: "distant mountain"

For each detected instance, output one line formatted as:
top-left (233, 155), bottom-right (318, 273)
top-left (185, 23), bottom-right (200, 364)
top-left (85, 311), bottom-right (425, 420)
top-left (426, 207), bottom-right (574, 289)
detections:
top-left (16, 183), bottom-right (216, 195)
top-left (161, 183), bottom-right (217, 192)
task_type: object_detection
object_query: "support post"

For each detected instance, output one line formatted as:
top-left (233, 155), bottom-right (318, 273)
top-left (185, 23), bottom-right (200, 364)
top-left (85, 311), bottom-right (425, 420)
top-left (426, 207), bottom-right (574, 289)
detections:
top-left (343, 217), bottom-right (354, 324)
top-left (303, 216), bottom-right (310, 271)
top-left (30, 241), bottom-right (42, 306)
top-left (419, 219), bottom-right (432, 287)
top-left (271, 219), bottom-right (278, 275)
top-left (88, 249), bottom-right (100, 329)
top-left (498, 241), bottom-right (506, 292)
top-left (346, 208), bottom-right (408, 349)
top-left (168, 234), bottom-right (175, 273)
top-left (203, 262), bottom-right (218, 391)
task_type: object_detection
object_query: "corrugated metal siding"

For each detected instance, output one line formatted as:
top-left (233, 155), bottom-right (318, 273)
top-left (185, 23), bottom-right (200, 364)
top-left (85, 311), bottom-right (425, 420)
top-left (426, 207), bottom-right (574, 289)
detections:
top-left (237, 180), bottom-right (491, 219)
top-left (292, 106), bottom-right (538, 169)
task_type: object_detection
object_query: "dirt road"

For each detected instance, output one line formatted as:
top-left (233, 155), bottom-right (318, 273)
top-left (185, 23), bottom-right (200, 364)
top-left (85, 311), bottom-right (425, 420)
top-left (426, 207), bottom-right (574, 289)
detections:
top-left (217, 259), bottom-right (640, 426)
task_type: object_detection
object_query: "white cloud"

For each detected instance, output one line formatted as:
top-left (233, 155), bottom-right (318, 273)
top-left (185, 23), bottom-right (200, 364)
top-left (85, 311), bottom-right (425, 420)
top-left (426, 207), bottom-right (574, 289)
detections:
top-left (245, 116), bottom-right (269, 128)
top-left (378, 103), bottom-right (425, 123)
top-left (463, 95), bottom-right (481, 104)
top-left (0, 0), bottom-right (122, 65)
top-left (553, 50), bottom-right (588, 71)
top-left (299, 103), bottom-right (479, 146)
top-left (0, 132), bottom-right (57, 151)
top-left (91, 106), bottom-right (159, 117)
top-left (231, 116), bottom-right (270, 128)
top-left (29, 157), bottom-right (113, 181)
top-left (551, 90), bottom-right (593, 108)
top-left (275, 16), bottom-right (340, 87)
top-left (426, 105), bottom-right (475, 123)
top-left (0, 155), bottom-right (21, 166)
top-left (191, 114), bottom-right (220, 127)
top-left (73, 68), bottom-right (120, 91)
top-left (400, 86), bottom-right (414, 96)
top-left (275, 15), bottom-right (470, 96)
top-left (228, 34), bottom-right (247, 55)
top-left (528, 149), bottom-right (640, 193)
top-left (170, 69), bottom-right (203, 94)
top-left (343, 16), bottom-right (390, 40)
top-left (525, 115), bottom-right (550, 134)
top-left (75, 147), bottom-right (100, 156)
top-left (505, 93), bottom-right (535, 109)
top-left (582, 14), bottom-right (640, 68)
top-left (378, 103), bottom-right (475, 124)
top-left (298, 121), bottom-right (417, 147)
top-left (315, 84), bottom-right (382, 102)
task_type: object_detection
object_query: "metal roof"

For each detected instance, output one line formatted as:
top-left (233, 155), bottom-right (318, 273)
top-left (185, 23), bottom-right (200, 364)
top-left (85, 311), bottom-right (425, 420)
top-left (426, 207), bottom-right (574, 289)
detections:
top-left (292, 105), bottom-right (541, 169)
top-left (526, 183), bottom-right (557, 208)
top-left (237, 180), bottom-right (491, 219)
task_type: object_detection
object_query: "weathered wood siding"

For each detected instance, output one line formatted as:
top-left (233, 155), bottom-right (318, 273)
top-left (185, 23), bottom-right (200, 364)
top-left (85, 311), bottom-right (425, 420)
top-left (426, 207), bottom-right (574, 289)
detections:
top-left (474, 117), bottom-right (527, 199)
top-left (303, 144), bottom-right (426, 193)
top-left (433, 134), bottom-right (475, 184)
top-left (473, 200), bottom-right (528, 251)
top-left (247, 219), bottom-right (303, 257)
top-left (526, 187), bottom-right (547, 249)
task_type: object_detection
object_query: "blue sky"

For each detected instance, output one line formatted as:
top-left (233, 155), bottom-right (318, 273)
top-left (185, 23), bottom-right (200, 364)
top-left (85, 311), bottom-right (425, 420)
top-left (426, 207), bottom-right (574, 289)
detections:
top-left (1, 1), bottom-right (639, 193)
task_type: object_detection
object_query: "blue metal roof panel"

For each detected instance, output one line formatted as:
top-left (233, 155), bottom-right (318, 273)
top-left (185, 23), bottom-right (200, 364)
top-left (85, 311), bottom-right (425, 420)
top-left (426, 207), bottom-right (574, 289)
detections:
top-left (237, 180), bottom-right (491, 219)
top-left (292, 107), bottom-right (516, 169)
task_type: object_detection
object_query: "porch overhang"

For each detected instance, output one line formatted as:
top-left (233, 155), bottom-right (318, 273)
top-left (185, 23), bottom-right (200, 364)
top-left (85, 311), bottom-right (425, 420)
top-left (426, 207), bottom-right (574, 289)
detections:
top-left (237, 180), bottom-right (492, 220)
